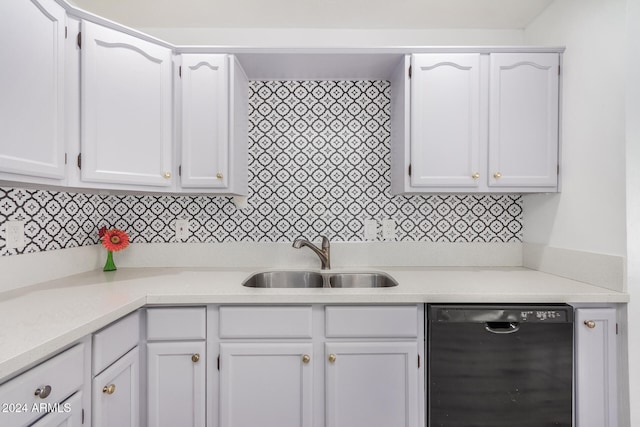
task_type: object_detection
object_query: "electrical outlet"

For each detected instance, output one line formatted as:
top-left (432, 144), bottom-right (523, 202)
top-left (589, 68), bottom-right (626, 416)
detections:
top-left (175, 220), bottom-right (189, 240)
top-left (6, 221), bottom-right (25, 249)
top-left (382, 219), bottom-right (396, 240)
top-left (364, 219), bottom-right (378, 240)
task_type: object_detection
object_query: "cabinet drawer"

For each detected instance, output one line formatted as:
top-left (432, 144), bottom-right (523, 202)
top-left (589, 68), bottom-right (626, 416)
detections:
top-left (325, 305), bottom-right (419, 338)
top-left (147, 307), bottom-right (206, 340)
top-left (0, 344), bottom-right (84, 427)
top-left (219, 306), bottom-right (313, 339)
top-left (93, 310), bottom-right (141, 375)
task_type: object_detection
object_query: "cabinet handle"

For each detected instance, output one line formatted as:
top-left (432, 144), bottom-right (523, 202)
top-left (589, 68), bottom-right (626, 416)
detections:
top-left (302, 354), bottom-right (311, 364)
top-left (328, 353), bottom-right (337, 363)
top-left (103, 384), bottom-right (116, 395)
top-left (216, 173), bottom-right (223, 179)
top-left (34, 385), bottom-right (52, 399)
top-left (584, 320), bottom-right (597, 329)
top-left (192, 353), bottom-right (200, 363)
top-left (163, 172), bottom-right (171, 179)
top-left (472, 172), bottom-right (480, 179)
top-left (493, 172), bottom-right (502, 179)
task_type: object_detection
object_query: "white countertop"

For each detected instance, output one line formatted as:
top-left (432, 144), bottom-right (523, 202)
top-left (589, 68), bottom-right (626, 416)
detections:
top-left (0, 266), bottom-right (629, 382)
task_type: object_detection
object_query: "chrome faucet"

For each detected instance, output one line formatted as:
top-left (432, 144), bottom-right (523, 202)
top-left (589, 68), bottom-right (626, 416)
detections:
top-left (292, 235), bottom-right (331, 270)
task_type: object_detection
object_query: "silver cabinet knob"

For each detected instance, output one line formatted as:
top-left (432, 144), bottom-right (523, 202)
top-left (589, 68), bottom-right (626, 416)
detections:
top-left (493, 172), bottom-right (502, 179)
top-left (163, 172), bottom-right (171, 179)
top-left (103, 384), bottom-right (116, 395)
top-left (35, 385), bottom-right (52, 399)
top-left (584, 320), bottom-right (596, 329)
top-left (472, 172), bottom-right (480, 179)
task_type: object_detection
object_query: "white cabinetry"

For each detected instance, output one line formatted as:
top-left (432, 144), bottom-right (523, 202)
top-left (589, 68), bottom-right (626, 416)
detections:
top-left (30, 392), bottom-right (84, 427)
top-left (393, 51), bottom-right (560, 194)
top-left (575, 308), bottom-right (618, 427)
top-left (146, 307), bottom-right (206, 427)
top-left (91, 311), bottom-right (141, 427)
top-left (488, 53), bottom-right (559, 189)
top-left (79, 21), bottom-right (173, 190)
top-left (0, 344), bottom-right (85, 427)
top-left (0, 0), bottom-right (66, 184)
top-left (178, 54), bottom-right (248, 195)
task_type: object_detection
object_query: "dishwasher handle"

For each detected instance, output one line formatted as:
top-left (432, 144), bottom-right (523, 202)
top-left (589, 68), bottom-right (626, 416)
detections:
top-left (485, 321), bottom-right (520, 334)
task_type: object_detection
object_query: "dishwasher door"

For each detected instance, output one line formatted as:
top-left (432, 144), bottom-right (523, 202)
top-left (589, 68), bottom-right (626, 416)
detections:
top-left (428, 304), bottom-right (574, 427)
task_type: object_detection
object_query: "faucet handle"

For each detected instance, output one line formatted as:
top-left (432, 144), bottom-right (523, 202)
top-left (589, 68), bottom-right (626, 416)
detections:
top-left (320, 235), bottom-right (330, 249)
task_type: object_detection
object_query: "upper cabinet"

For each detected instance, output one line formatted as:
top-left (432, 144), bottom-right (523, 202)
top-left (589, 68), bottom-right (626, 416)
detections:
top-left (488, 53), bottom-right (560, 189)
top-left (0, 0), bottom-right (66, 185)
top-left (177, 54), bottom-right (248, 195)
top-left (392, 51), bottom-right (561, 194)
top-left (78, 21), bottom-right (174, 190)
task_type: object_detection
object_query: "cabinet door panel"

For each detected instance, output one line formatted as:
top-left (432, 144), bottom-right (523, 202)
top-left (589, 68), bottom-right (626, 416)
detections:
top-left (219, 342), bottom-right (313, 427)
top-left (575, 308), bottom-right (618, 427)
top-left (410, 54), bottom-right (481, 188)
top-left (92, 346), bottom-right (139, 427)
top-left (180, 54), bottom-right (229, 189)
top-left (80, 21), bottom-right (172, 187)
top-left (31, 392), bottom-right (83, 427)
top-left (0, 0), bottom-right (65, 180)
top-left (489, 53), bottom-right (559, 188)
top-left (147, 341), bottom-right (206, 427)
top-left (325, 342), bottom-right (419, 427)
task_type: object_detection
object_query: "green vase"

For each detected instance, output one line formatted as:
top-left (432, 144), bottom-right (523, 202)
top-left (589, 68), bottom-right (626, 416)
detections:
top-left (103, 250), bottom-right (117, 271)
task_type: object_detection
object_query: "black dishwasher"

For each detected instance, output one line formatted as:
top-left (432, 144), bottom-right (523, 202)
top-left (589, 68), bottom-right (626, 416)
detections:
top-left (428, 304), bottom-right (574, 427)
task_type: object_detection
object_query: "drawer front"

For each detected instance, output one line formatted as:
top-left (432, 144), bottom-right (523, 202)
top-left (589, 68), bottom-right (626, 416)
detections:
top-left (93, 311), bottom-right (141, 375)
top-left (147, 307), bottom-right (206, 340)
top-left (0, 343), bottom-right (84, 427)
top-left (325, 305), bottom-right (419, 338)
top-left (219, 306), bottom-right (313, 339)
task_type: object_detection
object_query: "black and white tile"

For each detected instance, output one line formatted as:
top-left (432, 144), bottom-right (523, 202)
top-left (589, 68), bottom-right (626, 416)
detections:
top-left (0, 80), bottom-right (523, 256)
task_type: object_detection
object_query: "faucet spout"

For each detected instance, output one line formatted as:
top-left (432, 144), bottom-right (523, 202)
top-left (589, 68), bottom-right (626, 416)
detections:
top-left (292, 235), bottom-right (331, 270)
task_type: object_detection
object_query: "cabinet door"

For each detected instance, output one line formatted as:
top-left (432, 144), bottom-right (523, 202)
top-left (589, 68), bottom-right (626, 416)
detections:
top-left (489, 53), bottom-right (559, 188)
top-left (180, 54), bottom-right (229, 189)
top-left (325, 342), bottom-right (419, 427)
top-left (147, 341), bottom-right (206, 427)
top-left (410, 54), bottom-right (481, 189)
top-left (31, 392), bottom-right (83, 427)
top-left (92, 346), bottom-right (139, 427)
top-left (575, 308), bottom-right (618, 427)
top-left (0, 0), bottom-right (66, 181)
top-left (80, 21), bottom-right (173, 187)
top-left (219, 342), bottom-right (313, 427)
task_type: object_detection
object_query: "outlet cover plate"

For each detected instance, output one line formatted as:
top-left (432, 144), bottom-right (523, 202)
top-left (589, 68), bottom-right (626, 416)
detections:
top-left (175, 220), bottom-right (189, 240)
top-left (6, 220), bottom-right (25, 249)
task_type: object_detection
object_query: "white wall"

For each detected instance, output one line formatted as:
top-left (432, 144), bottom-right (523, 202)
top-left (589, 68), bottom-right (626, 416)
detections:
top-left (625, 0), bottom-right (640, 424)
top-left (522, 0), bottom-right (627, 257)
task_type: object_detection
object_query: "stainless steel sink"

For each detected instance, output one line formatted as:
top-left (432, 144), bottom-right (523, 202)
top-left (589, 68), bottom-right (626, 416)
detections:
top-left (242, 271), bottom-right (398, 288)
top-left (328, 272), bottom-right (398, 288)
top-left (242, 271), bottom-right (324, 288)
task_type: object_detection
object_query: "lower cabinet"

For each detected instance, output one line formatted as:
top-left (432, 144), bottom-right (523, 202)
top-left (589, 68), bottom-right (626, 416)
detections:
top-left (30, 392), bottom-right (84, 427)
top-left (216, 304), bottom-right (424, 427)
top-left (219, 343), bottom-right (314, 427)
top-left (325, 342), bottom-right (419, 427)
top-left (146, 307), bottom-right (207, 427)
top-left (147, 341), bottom-right (206, 427)
top-left (575, 307), bottom-right (618, 427)
top-left (92, 347), bottom-right (139, 427)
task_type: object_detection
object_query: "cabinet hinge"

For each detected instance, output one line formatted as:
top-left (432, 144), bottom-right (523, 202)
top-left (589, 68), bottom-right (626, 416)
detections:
top-left (65, 26), bottom-right (68, 39)
top-left (217, 355), bottom-right (220, 371)
top-left (82, 408), bottom-right (85, 424)
top-left (558, 64), bottom-right (561, 76)
top-left (408, 65), bottom-right (412, 79)
top-left (557, 164), bottom-right (560, 175)
top-left (616, 323), bottom-right (619, 335)
top-left (77, 32), bottom-right (81, 49)
top-left (418, 354), bottom-right (421, 368)
top-left (77, 153), bottom-right (82, 169)
top-left (64, 153), bottom-right (67, 165)
top-left (408, 164), bottom-right (412, 177)
top-left (179, 66), bottom-right (182, 78)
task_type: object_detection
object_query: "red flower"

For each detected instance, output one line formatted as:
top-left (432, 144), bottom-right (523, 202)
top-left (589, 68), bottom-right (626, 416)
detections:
top-left (98, 226), bottom-right (107, 238)
top-left (101, 228), bottom-right (130, 252)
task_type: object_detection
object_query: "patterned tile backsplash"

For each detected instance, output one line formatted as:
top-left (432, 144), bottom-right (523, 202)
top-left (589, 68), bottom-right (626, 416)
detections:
top-left (0, 80), bottom-right (523, 256)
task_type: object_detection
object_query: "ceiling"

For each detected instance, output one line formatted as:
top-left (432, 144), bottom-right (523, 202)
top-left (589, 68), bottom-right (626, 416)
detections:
top-left (69, 0), bottom-right (554, 29)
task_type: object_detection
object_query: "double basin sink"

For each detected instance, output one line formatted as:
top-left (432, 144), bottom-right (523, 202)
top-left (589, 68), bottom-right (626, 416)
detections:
top-left (242, 270), bottom-right (398, 288)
